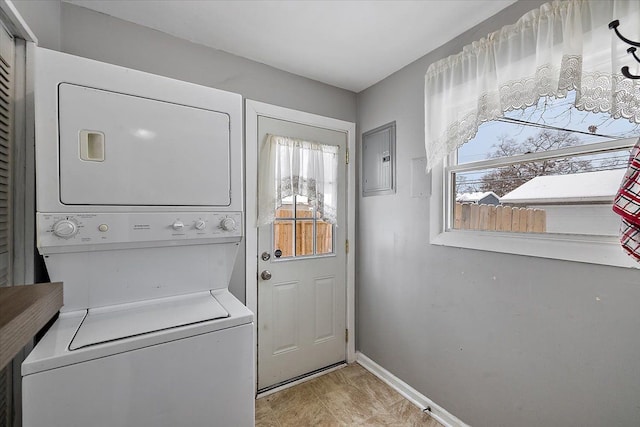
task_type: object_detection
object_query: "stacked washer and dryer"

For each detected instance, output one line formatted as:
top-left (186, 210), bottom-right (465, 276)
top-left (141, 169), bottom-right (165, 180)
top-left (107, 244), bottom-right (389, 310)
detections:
top-left (21, 48), bottom-right (254, 426)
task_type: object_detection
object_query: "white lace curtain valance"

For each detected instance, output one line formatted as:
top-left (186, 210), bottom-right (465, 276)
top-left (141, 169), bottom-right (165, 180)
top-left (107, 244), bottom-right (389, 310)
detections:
top-left (424, 0), bottom-right (640, 171)
top-left (258, 134), bottom-right (339, 226)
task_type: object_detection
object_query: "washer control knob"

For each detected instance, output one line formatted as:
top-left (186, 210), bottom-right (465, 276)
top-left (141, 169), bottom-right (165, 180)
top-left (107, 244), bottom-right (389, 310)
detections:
top-left (220, 217), bottom-right (237, 231)
top-left (194, 220), bottom-right (206, 230)
top-left (172, 221), bottom-right (184, 231)
top-left (53, 219), bottom-right (78, 238)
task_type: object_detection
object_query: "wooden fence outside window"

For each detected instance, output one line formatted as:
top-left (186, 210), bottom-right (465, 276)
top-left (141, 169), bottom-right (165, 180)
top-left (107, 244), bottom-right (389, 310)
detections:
top-left (453, 202), bottom-right (546, 233)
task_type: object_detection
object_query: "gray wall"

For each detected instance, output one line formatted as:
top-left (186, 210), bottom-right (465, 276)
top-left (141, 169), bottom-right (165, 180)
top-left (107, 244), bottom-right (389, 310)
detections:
top-left (12, 1), bottom-right (357, 303)
top-left (356, 1), bottom-right (640, 426)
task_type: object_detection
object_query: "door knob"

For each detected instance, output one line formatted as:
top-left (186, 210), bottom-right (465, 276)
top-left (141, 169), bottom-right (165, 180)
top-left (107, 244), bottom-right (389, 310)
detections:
top-left (261, 270), bottom-right (272, 281)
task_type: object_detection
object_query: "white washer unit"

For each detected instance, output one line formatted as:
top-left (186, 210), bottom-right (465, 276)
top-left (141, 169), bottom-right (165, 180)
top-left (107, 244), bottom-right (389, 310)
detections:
top-left (22, 48), bottom-right (254, 427)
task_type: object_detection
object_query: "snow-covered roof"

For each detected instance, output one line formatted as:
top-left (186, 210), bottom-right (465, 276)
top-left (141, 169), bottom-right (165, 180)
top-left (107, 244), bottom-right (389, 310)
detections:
top-left (500, 169), bottom-right (626, 204)
top-left (456, 191), bottom-right (499, 203)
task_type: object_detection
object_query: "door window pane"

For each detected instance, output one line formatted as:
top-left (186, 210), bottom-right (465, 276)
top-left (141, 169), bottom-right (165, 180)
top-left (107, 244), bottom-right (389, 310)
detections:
top-left (274, 220), bottom-right (294, 258)
top-left (316, 220), bottom-right (333, 255)
top-left (295, 220), bottom-right (314, 256)
top-left (276, 196), bottom-right (294, 219)
top-left (295, 196), bottom-right (314, 218)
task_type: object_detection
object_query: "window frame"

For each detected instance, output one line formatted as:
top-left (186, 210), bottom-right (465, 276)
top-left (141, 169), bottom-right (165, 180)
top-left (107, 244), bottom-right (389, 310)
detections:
top-left (430, 135), bottom-right (640, 268)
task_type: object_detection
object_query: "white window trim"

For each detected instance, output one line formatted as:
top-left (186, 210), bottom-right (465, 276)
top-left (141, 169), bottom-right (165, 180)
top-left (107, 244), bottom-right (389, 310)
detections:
top-left (429, 137), bottom-right (640, 269)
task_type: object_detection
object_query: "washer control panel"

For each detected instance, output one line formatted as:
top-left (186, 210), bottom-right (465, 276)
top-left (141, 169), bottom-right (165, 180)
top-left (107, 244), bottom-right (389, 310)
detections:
top-left (37, 212), bottom-right (242, 249)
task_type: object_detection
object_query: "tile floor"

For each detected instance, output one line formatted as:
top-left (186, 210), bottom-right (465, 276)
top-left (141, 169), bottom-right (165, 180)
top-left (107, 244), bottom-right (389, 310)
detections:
top-left (255, 363), bottom-right (443, 426)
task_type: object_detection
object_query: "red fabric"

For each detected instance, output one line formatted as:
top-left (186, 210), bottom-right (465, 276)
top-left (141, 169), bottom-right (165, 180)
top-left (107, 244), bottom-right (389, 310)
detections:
top-left (613, 138), bottom-right (640, 262)
top-left (619, 219), bottom-right (640, 262)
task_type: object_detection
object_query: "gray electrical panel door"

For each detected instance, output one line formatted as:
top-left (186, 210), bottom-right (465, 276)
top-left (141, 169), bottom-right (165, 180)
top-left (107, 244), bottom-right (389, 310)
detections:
top-left (362, 121), bottom-right (396, 196)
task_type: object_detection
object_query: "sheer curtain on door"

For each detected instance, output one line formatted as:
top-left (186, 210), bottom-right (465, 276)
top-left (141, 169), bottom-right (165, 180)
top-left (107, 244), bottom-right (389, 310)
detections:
top-left (258, 134), bottom-right (339, 226)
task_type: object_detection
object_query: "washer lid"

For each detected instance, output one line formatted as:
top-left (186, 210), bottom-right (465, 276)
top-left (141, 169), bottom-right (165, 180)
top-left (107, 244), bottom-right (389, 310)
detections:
top-left (69, 291), bottom-right (229, 350)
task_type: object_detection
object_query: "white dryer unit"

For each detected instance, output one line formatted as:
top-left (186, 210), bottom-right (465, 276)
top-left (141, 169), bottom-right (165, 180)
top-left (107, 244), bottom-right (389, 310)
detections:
top-left (22, 48), bottom-right (254, 427)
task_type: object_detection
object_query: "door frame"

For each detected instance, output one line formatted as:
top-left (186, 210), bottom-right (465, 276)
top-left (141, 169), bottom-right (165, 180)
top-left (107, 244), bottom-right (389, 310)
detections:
top-left (245, 100), bottom-right (357, 385)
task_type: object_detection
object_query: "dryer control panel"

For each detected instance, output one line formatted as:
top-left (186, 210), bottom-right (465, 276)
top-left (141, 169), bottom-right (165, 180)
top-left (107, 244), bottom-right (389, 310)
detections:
top-left (37, 212), bottom-right (242, 252)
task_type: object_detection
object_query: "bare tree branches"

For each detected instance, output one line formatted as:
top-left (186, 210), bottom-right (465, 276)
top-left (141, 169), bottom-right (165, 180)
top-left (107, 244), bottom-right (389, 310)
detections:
top-left (477, 130), bottom-right (592, 197)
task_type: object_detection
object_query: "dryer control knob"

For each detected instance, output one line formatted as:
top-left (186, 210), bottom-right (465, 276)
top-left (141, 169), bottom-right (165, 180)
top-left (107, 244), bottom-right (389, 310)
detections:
top-left (172, 221), bottom-right (184, 231)
top-left (53, 219), bottom-right (78, 238)
top-left (220, 217), bottom-right (237, 231)
top-left (194, 220), bottom-right (206, 230)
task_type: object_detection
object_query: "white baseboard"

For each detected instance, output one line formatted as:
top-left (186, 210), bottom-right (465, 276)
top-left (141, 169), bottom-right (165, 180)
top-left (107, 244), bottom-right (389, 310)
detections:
top-left (356, 352), bottom-right (470, 427)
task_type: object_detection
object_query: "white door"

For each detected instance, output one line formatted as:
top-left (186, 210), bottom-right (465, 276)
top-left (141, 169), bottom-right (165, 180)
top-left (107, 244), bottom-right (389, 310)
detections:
top-left (257, 116), bottom-right (347, 391)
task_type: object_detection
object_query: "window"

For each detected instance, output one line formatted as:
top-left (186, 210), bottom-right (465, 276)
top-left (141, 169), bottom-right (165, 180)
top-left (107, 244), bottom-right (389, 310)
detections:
top-left (424, 1), bottom-right (640, 267)
top-left (272, 195), bottom-right (334, 259)
top-left (451, 92), bottom-right (639, 236)
top-left (258, 133), bottom-right (339, 260)
top-left (431, 92), bottom-right (640, 267)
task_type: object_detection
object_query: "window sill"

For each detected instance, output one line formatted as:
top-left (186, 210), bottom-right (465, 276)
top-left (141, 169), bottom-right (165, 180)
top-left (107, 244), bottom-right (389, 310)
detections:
top-left (431, 229), bottom-right (639, 269)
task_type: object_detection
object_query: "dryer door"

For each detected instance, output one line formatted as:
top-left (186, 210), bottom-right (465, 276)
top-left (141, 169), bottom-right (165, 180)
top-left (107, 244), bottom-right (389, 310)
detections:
top-left (58, 83), bottom-right (231, 206)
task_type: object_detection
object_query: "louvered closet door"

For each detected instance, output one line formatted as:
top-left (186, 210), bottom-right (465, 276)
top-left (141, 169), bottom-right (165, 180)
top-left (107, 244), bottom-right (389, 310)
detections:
top-left (0, 25), bottom-right (13, 287)
top-left (0, 23), bottom-right (14, 427)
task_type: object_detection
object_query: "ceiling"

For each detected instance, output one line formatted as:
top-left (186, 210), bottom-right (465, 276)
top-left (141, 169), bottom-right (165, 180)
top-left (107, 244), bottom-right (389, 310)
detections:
top-left (64, 0), bottom-right (517, 93)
